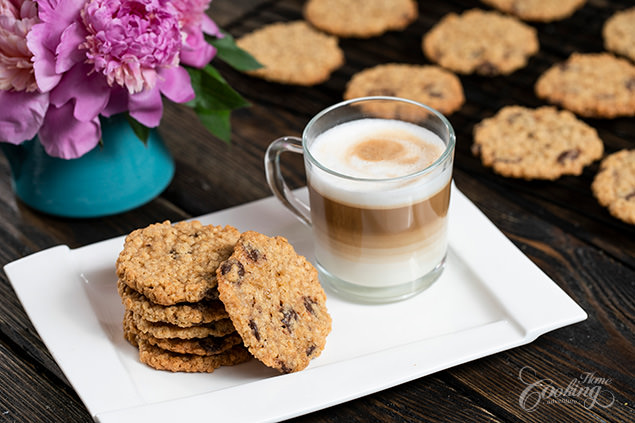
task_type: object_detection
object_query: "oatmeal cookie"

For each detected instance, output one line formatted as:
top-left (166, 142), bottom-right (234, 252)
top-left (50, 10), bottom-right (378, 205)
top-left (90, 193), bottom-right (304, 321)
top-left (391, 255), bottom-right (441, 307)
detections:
top-left (131, 311), bottom-right (236, 339)
top-left (217, 231), bottom-right (331, 373)
top-left (472, 105), bottom-right (604, 179)
top-left (343, 63), bottom-right (465, 115)
top-left (303, 0), bottom-right (418, 38)
top-left (535, 53), bottom-right (635, 118)
top-left (235, 21), bottom-right (344, 86)
top-left (480, 0), bottom-right (586, 22)
top-left (116, 220), bottom-right (240, 306)
top-left (137, 339), bottom-right (251, 373)
top-left (422, 9), bottom-right (539, 75)
top-left (603, 7), bottom-right (635, 62)
top-left (123, 310), bottom-right (243, 356)
top-left (118, 280), bottom-right (227, 327)
top-left (591, 150), bottom-right (635, 225)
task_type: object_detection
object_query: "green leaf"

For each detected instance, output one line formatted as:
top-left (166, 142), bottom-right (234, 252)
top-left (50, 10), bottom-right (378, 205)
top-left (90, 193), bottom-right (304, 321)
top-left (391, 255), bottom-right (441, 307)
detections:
top-left (126, 114), bottom-right (150, 145)
top-left (195, 108), bottom-right (232, 144)
top-left (207, 30), bottom-right (262, 71)
top-left (187, 65), bottom-right (251, 111)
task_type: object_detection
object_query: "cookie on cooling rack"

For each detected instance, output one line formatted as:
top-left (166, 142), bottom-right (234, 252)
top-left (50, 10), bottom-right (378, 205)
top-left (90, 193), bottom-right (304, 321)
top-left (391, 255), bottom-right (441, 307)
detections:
top-left (480, 0), bottom-right (586, 22)
top-left (535, 53), bottom-right (635, 118)
top-left (603, 7), bottom-right (635, 62)
top-left (472, 105), bottom-right (604, 180)
top-left (303, 0), bottom-right (418, 38)
top-left (235, 21), bottom-right (344, 86)
top-left (422, 9), bottom-right (539, 76)
top-left (592, 149), bottom-right (635, 225)
top-left (344, 63), bottom-right (465, 116)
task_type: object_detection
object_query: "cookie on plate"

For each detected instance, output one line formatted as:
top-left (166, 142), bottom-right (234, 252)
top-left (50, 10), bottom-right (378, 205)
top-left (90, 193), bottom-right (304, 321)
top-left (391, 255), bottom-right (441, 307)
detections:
top-left (480, 0), bottom-right (586, 22)
top-left (591, 150), bottom-right (635, 225)
top-left (125, 312), bottom-right (250, 373)
top-left (137, 339), bottom-right (251, 373)
top-left (343, 63), bottom-right (465, 115)
top-left (235, 21), bottom-right (344, 86)
top-left (131, 311), bottom-right (237, 339)
top-left (146, 333), bottom-right (244, 357)
top-left (422, 9), bottom-right (539, 75)
top-left (124, 310), bottom-right (243, 356)
top-left (603, 7), bottom-right (635, 62)
top-left (116, 220), bottom-right (240, 306)
top-left (118, 280), bottom-right (227, 327)
top-left (303, 0), bottom-right (418, 38)
top-left (472, 105), bottom-right (604, 180)
top-left (535, 53), bottom-right (635, 118)
top-left (217, 231), bottom-right (331, 373)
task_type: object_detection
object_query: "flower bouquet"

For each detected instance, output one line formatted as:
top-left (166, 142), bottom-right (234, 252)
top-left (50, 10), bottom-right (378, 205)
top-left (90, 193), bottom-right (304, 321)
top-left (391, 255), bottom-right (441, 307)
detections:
top-left (0, 0), bottom-right (260, 159)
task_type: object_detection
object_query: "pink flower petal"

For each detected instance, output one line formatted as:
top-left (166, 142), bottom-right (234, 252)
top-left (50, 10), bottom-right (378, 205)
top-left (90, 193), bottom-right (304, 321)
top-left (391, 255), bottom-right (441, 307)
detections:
top-left (26, 23), bottom-right (62, 92)
top-left (26, 0), bottom-right (86, 92)
top-left (0, 89), bottom-right (49, 144)
top-left (158, 66), bottom-right (194, 103)
top-left (180, 32), bottom-right (216, 68)
top-left (55, 21), bottom-right (86, 74)
top-left (50, 63), bottom-right (110, 121)
top-left (201, 15), bottom-right (221, 37)
top-left (128, 85), bottom-right (162, 127)
top-left (102, 86), bottom-right (129, 117)
top-left (38, 101), bottom-right (100, 159)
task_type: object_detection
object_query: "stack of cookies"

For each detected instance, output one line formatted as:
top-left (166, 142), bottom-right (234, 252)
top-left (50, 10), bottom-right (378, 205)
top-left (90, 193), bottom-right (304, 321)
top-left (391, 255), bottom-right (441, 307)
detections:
top-left (116, 220), bottom-right (331, 373)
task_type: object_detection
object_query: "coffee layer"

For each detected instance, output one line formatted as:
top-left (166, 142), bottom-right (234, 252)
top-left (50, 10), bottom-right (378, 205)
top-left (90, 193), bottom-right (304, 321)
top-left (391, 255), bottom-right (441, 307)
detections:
top-left (309, 181), bottom-right (451, 286)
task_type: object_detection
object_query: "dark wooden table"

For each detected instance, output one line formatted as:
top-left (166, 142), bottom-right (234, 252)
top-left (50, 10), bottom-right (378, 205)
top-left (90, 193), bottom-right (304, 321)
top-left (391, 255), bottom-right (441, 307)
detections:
top-left (1, 0), bottom-right (633, 421)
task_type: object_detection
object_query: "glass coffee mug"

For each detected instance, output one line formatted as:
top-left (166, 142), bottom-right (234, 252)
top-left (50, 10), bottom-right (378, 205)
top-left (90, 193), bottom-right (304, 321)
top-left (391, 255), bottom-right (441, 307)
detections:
top-left (265, 97), bottom-right (455, 303)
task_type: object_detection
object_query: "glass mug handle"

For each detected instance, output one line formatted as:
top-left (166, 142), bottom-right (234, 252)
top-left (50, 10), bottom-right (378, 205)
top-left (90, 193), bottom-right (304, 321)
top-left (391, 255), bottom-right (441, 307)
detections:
top-left (264, 136), bottom-right (312, 226)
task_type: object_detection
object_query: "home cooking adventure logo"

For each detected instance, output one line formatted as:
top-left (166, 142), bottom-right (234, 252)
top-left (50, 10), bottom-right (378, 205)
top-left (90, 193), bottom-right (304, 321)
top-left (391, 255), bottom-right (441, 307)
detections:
top-left (518, 366), bottom-right (616, 412)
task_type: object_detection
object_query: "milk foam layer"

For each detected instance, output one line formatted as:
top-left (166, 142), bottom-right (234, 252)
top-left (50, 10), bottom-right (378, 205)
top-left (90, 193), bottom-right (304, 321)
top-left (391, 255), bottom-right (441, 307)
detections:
top-left (309, 118), bottom-right (451, 207)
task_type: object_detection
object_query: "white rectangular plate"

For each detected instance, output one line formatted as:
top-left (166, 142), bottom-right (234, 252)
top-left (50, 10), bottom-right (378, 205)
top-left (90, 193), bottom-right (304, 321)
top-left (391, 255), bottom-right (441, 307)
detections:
top-left (4, 186), bottom-right (586, 422)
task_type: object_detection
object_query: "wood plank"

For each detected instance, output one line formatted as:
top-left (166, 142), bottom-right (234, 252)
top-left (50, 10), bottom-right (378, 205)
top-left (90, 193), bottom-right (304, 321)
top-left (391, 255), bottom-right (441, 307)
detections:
top-left (0, 342), bottom-right (91, 422)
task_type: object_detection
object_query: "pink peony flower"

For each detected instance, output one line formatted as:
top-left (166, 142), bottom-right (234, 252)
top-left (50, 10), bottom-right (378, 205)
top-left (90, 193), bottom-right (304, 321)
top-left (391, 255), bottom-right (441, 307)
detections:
top-left (81, 0), bottom-right (182, 94)
top-left (0, 0), bottom-right (47, 144)
top-left (0, 0), bottom-right (39, 92)
top-left (23, 0), bottom-right (196, 158)
top-left (172, 0), bottom-right (222, 68)
top-left (1, 0), bottom-right (240, 159)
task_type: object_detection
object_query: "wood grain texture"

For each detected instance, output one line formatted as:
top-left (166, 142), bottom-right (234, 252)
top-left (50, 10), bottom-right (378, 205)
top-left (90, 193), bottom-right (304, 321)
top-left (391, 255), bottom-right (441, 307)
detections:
top-left (0, 0), bottom-right (633, 421)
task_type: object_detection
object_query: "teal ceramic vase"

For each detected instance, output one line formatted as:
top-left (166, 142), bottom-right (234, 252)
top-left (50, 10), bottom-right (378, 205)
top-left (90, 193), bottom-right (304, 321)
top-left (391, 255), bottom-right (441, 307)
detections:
top-left (1, 114), bottom-right (174, 218)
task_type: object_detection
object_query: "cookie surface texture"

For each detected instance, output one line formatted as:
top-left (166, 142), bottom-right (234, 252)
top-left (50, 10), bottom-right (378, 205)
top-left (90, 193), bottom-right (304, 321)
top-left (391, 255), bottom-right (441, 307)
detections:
top-left (123, 309), bottom-right (243, 356)
top-left (217, 231), bottom-right (331, 373)
top-left (422, 9), bottom-right (539, 75)
top-left (344, 63), bottom-right (465, 115)
top-left (118, 280), bottom-right (227, 327)
top-left (137, 339), bottom-right (251, 373)
top-left (480, 0), bottom-right (585, 22)
top-left (603, 7), bottom-right (635, 62)
top-left (131, 311), bottom-right (236, 339)
top-left (535, 53), bottom-right (635, 118)
top-left (236, 21), bottom-right (344, 86)
top-left (304, 0), bottom-right (418, 38)
top-left (116, 220), bottom-right (240, 306)
top-left (591, 150), bottom-right (635, 225)
top-left (472, 106), bottom-right (604, 180)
